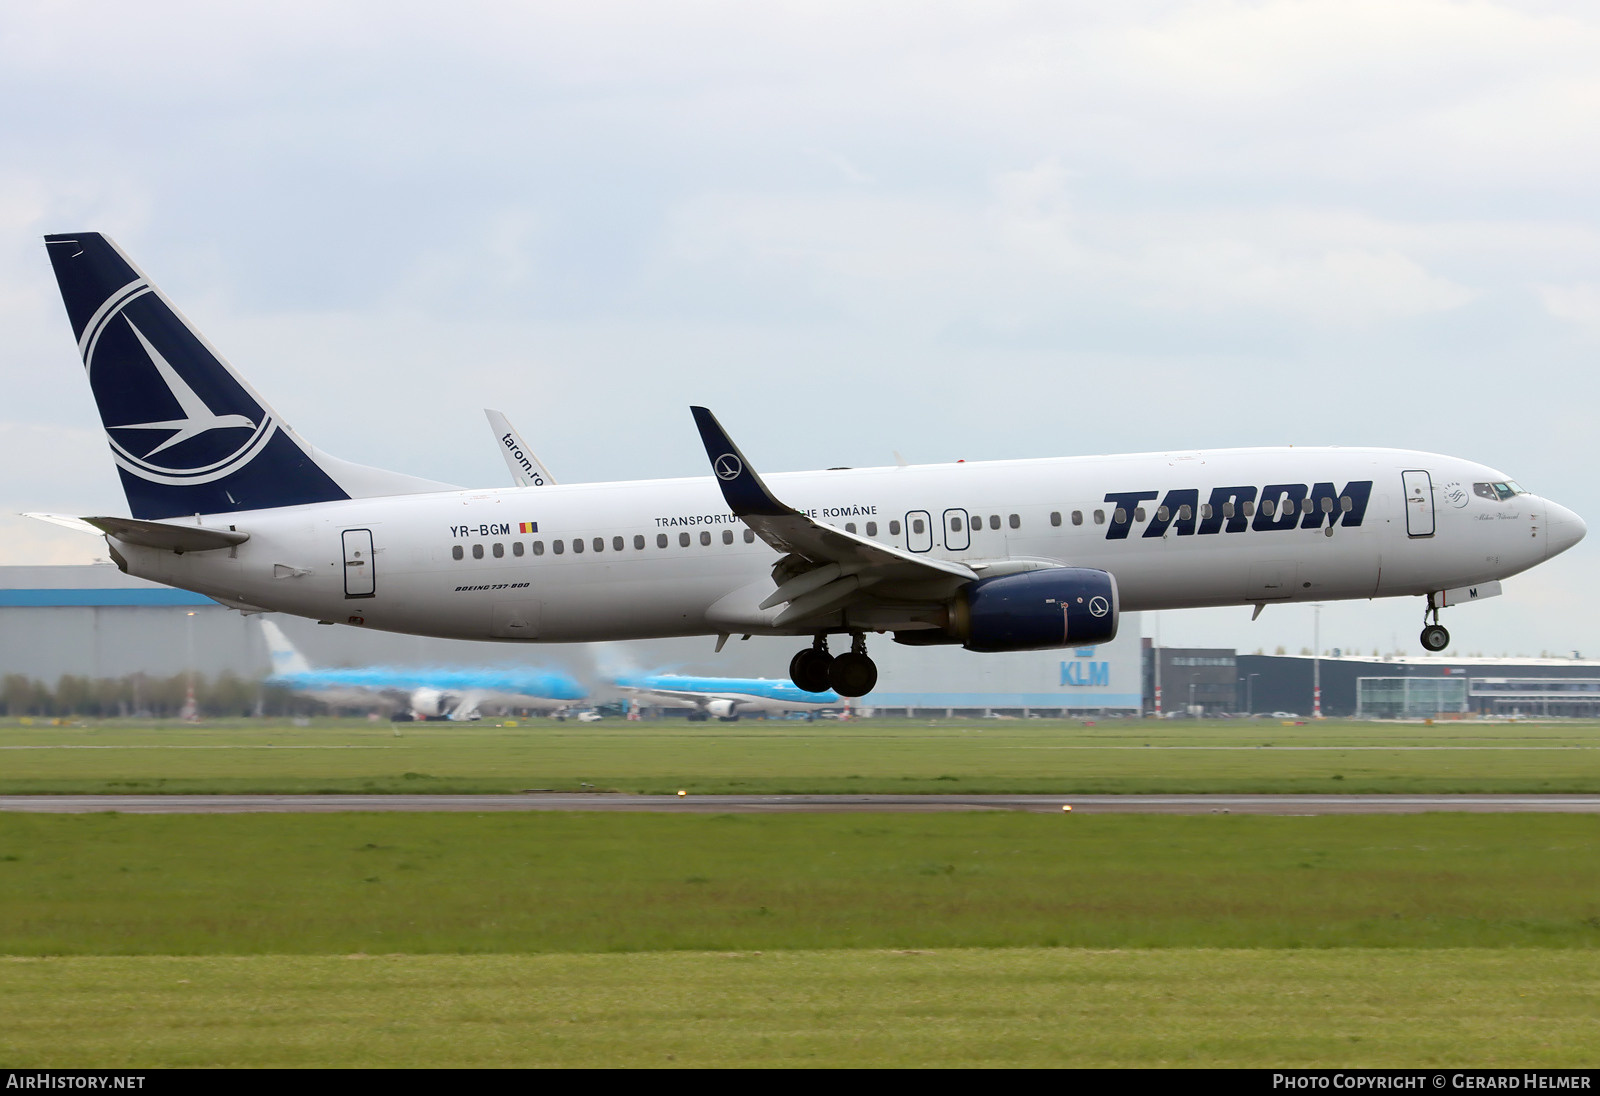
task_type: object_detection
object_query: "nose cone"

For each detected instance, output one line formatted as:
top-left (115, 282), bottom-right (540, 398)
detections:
top-left (1545, 500), bottom-right (1587, 560)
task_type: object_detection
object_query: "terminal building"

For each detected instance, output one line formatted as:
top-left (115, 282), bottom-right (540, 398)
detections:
top-left (0, 565), bottom-right (1145, 717)
top-left (1142, 645), bottom-right (1600, 719)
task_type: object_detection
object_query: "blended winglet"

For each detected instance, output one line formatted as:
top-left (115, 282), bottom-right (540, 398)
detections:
top-left (484, 409), bottom-right (557, 487)
top-left (689, 406), bottom-right (790, 517)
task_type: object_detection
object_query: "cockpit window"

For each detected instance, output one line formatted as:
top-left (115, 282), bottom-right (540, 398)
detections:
top-left (1474, 481), bottom-right (1525, 501)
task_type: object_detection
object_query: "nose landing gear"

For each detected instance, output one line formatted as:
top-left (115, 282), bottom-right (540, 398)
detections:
top-left (789, 633), bottom-right (879, 697)
top-left (1420, 600), bottom-right (1450, 652)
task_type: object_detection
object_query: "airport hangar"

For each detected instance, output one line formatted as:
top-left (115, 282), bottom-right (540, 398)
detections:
top-left (0, 565), bottom-right (1145, 717)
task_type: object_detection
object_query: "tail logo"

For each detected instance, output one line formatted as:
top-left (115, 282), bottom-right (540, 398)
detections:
top-left (86, 286), bottom-right (277, 486)
top-left (714, 453), bottom-right (743, 481)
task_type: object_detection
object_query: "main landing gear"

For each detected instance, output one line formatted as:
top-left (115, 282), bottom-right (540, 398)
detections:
top-left (1420, 600), bottom-right (1450, 653)
top-left (789, 633), bottom-right (879, 697)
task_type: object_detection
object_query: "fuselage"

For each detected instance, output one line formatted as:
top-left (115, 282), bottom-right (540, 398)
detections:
top-left (113, 446), bottom-right (1584, 644)
top-left (615, 674), bottom-right (842, 714)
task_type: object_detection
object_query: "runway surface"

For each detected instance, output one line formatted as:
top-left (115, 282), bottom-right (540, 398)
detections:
top-left (3, 793), bottom-right (1600, 814)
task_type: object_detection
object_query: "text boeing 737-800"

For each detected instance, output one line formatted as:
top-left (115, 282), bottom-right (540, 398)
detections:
top-left (33, 233), bottom-right (1586, 697)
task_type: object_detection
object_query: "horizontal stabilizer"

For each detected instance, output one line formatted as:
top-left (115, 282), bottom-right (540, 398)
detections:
top-left (22, 512), bottom-right (104, 536)
top-left (82, 515), bottom-right (249, 553)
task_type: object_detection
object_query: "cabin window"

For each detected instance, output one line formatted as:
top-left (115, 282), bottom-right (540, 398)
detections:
top-left (722, 529), bottom-right (734, 545)
top-left (572, 538), bottom-right (584, 554)
top-left (1072, 510), bottom-right (1083, 526)
top-left (532, 540), bottom-right (545, 556)
top-left (472, 544), bottom-right (484, 559)
top-left (1201, 504), bottom-right (1213, 519)
top-left (512, 541), bottom-right (524, 557)
top-left (700, 531), bottom-right (711, 546)
top-left (744, 529), bottom-right (756, 543)
top-left (1049, 512), bottom-right (1060, 527)
top-left (1242, 501), bottom-right (1255, 517)
top-left (1113, 508), bottom-right (1127, 524)
top-left (1261, 499), bottom-right (1276, 518)
top-left (1094, 509), bottom-right (1105, 524)
top-left (1156, 506), bottom-right (1170, 522)
top-left (492, 542), bottom-right (504, 558)
top-left (657, 533), bottom-right (668, 548)
top-left (1178, 505), bottom-right (1192, 521)
top-left (1223, 502), bottom-right (1235, 518)
top-left (989, 515), bottom-right (1001, 530)
top-left (866, 522), bottom-right (877, 536)
top-left (950, 517), bottom-right (963, 532)
top-left (679, 532), bottom-right (691, 548)
top-left (1321, 497), bottom-right (1334, 514)
top-left (889, 520), bottom-right (901, 535)
top-left (1301, 499), bottom-right (1313, 516)
top-left (552, 540), bottom-right (564, 555)
top-left (634, 535), bottom-right (645, 550)
top-left (1340, 496), bottom-right (1353, 512)
top-left (1009, 514), bottom-right (1020, 529)
top-left (591, 537), bottom-right (603, 553)
top-left (912, 518), bottom-right (925, 534)
top-left (845, 523), bottom-right (857, 533)
top-left (451, 545), bottom-right (463, 561)
top-left (613, 536), bottom-right (624, 551)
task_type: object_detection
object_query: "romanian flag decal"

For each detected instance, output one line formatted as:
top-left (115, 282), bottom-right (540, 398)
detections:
top-left (519, 521), bottom-right (538, 534)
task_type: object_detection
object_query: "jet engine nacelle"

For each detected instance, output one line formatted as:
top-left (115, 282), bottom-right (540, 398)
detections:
top-left (409, 687), bottom-right (447, 718)
top-left (951, 568), bottom-right (1119, 652)
top-left (705, 699), bottom-right (739, 719)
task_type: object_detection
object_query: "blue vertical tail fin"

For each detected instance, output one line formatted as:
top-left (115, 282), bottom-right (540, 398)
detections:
top-left (44, 232), bottom-right (456, 520)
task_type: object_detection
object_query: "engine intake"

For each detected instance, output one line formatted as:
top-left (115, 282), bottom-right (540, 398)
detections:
top-left (950, 567), bottom-right (1119, 652)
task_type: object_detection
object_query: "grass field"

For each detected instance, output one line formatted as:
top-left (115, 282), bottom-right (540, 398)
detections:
top-left (2, 812), bottom-right (1597, 954)
top-left (5, 950), bottom-right (1597, 1068)
top-left (3, 715), bottom-right (1599, 794)
top-left (3, 717), bottom-right (1598, 1066)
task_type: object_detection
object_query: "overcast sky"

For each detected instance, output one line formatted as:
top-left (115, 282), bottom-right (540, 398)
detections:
top-left (2, 0), bottom-right (1597, 660)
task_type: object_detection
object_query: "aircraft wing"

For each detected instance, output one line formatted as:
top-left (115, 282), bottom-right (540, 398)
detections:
top-left (689, 407), bottom-right (977, 627)
top-left (613, 684), bottom-right (703, 709)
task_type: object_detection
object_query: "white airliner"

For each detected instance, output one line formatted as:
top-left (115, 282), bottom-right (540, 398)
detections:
top-left (259, 619), bottom-right (585, 720)
top-left (34, 233), bottom-right (1586, 698)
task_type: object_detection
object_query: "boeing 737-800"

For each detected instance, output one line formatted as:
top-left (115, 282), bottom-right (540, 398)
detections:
top-left (34, 233), bottom-right (1586, 697)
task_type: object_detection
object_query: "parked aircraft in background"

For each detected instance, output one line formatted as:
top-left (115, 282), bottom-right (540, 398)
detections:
top-left (260, 619), bottom-right (585, 720)
top-left (612, 671), bottom-right (841, 721)
top-left (36, 233), bottom-right (1586, 699)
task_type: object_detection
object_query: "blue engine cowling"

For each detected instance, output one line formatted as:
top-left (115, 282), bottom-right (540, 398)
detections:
top-left (953, 568), bottom-right (1119, 652)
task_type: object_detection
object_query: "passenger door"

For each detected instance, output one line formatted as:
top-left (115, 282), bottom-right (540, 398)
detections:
top-left (342, 528), bottom-right (376, 598)
top-left (1402, 471), bottom-right (1435, 538)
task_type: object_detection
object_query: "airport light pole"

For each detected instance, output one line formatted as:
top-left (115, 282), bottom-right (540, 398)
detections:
top-left (1152, 613), bottom-right (1162, 718)
top-left (1312, 603), bottom-right (1323, 720)
top-left (182, 610), bottom-right (198, 722)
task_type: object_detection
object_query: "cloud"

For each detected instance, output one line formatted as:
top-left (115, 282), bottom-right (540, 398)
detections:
top-left (1537, 282), bottom-right (1600, 336)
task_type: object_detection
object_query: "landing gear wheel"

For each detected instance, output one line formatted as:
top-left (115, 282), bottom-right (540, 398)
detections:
top-left (828, 652), bottom-right (878, 698)
top-left (790, 647), bottom-right (834, 693)
top-left (1420, 624), bottom-right (1450, 652)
